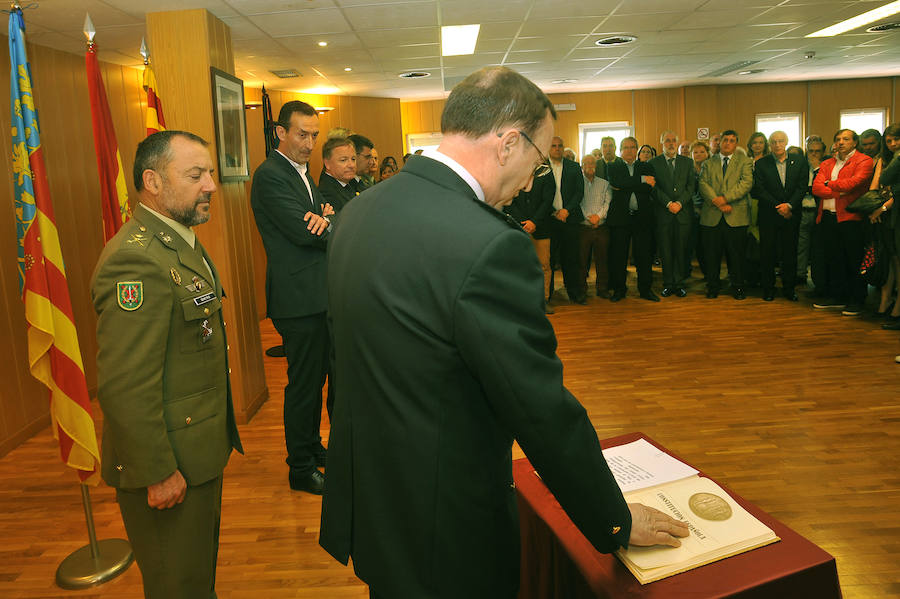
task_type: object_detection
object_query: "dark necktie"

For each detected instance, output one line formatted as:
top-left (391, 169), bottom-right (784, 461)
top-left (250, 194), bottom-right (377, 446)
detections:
top-left (668, 157), bottom-right (675, 176)
top-left (722, 156), bottom-right (729, 177)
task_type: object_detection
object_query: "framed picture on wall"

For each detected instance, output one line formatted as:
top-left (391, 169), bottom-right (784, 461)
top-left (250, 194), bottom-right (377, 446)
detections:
top-left (210, 67), bottom-right (250, 182)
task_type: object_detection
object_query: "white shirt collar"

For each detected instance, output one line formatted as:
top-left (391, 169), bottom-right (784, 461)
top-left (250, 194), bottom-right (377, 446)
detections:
top-left (141, 203), bottom-right (196, 248)
top-left (422, 149), bottom-right (485, 203)
top-left (276, 149), bottom-right (308, 175)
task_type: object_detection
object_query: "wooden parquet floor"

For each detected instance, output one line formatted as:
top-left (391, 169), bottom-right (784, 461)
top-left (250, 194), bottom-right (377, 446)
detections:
top-left (1, 269), bottom-right (898, 598)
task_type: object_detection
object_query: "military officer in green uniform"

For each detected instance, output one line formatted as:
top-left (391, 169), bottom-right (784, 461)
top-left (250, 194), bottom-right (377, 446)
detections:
top-left (91, 130), bottom-right (242, 599)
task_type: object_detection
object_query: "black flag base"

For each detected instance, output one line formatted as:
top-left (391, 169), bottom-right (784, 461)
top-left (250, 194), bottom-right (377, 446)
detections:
top-left (55, 485), bottom-right (133, 589)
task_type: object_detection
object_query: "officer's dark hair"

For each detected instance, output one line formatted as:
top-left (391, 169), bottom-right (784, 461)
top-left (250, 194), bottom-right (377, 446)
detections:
top-left (276, 100), bottom-right (317, 131)
top-left (323, 137), bottom-right (354, 160)
top-left (133, 130), bottom-right (209, 191)
top-left (347, 133), bottom-right (374, 154)
top-left (834, 128), bottom-right (859, 144)
top-left (441, 66), bottom-right (556, 139)
top-left (721, 129), bottom-right (739, 141)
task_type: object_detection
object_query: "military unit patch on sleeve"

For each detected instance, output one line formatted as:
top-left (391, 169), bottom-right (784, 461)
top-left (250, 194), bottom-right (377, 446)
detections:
top-left (116, 281), bottom-right (143, 311)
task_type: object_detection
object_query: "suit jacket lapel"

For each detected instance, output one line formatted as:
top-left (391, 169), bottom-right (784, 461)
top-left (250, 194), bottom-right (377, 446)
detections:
top-left (272, 152), bottom-right (320, 215)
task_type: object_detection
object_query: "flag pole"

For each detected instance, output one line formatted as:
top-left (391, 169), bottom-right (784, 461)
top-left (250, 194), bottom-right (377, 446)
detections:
top-left (55, 485), bottom-right (134, 589)
top-left (54, 16), bottom-right (134, 588)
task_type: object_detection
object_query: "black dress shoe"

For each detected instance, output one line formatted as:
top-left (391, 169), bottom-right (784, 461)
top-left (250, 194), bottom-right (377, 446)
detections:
top-left (265, 344), bottom-right (286, 357)
top-left (610, 291), bottom-right (625, 302)
top-left (573, 295), bottom-right (587, 305)
top-left (676, 288), bottom-right (687, 297)
top-left (289, 469), bottom-right (325, 495)
top-left (640, 290), bottom-right (661, 302)
top-left (785, 290), bottom-right (798, 301)
top-left (706, 289), bottom-right (719, 298)
top-left (734, 287), bottom-right (746, 300)
top-left (660, 287), bottom-right (673, 297)
top-left (882, 317), bottom-right (900, 330)
top-left (544, 302), bottom-right (555, 314)
top-left (763, 289), bottom-right (775, 302)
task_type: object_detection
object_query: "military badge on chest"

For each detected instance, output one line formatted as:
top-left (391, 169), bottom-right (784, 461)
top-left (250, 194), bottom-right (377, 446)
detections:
top-left (200, 319), bottom-right (213, 344)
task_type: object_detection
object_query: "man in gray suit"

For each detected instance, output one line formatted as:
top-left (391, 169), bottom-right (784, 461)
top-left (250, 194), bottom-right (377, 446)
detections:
top-left (699, 129), bottom-right (753, 299)
top-left (650, 130), bottom-right (696, 297)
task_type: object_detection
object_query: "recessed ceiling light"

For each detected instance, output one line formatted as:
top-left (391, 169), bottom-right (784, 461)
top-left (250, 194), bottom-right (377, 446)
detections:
top-left (441, 24), bottom-right (480, 56)
top-left (595, 35), bottom-right (637, 46)
top-left (737, 69), bottom-right (765, 75)
top-left (806, 0), bottom-right (900, 37)
top-left (398, 71), bottom-right (431, 78)
top-left (344, 67), bottom-right (352, 72)
top-left (317, 41), bottom-right (328, 47)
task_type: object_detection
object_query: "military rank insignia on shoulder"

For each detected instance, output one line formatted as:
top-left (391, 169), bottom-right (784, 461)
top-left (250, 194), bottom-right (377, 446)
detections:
top-left (116, 281), bottom-right (143, 311)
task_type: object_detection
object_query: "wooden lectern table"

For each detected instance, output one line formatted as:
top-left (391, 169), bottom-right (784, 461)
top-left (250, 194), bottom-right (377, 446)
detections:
top-left (515, 433), bottom-right (842, 598)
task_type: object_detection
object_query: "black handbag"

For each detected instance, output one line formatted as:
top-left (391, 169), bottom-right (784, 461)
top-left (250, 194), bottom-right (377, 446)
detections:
top-left (846, 189), bottom-right (886, 214)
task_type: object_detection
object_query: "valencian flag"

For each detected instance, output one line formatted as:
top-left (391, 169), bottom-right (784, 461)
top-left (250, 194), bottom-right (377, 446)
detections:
top-left (86, 36), bottom-right (130, 241)
top-left (143, 63), bottom-right (166, 136)
top-left (9, 8), bottom-right (100, 483)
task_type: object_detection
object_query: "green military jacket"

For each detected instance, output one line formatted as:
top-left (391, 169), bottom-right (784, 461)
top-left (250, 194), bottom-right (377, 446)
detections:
top-left (91, 204), bottom-right (242, 489)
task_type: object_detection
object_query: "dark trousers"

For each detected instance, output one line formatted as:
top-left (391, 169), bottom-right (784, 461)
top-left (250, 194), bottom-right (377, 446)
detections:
top-left (657, 213), bottom-right (692, 287)
top-left (703, 219), bottom-right (748, 290)
top-left (579, 223), bottom-right (610, 292)
top-left (272, 312), bottom-right (329, 474)
top-left (609, 215), bottom-right (653, 294)
top-left (551, 220), bottom-right (585, 300)
top-left (818, 212), bottom-right (866, 303)
top-left (687, 214), bottom-right (707, 279)
top-left (759, 217), bottom-right (799, 292)
top-left (117, 476), bottom-right (223, 599)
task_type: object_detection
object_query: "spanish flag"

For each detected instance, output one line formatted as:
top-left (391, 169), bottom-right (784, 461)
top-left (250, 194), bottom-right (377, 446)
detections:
top-left (9, 8), bottom-right (100, 483)
top-left (86, 40), bottom-right (130, 241)
top-left (143, 63), bottom-right (166, 136)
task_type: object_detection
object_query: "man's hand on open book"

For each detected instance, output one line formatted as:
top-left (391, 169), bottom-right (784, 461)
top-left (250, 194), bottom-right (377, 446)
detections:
top-left (627, 503), bottom-right (690, 547)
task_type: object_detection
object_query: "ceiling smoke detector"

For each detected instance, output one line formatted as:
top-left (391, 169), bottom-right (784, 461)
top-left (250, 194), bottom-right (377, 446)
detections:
top-left (398, 71), bottom-right (431, 78)
top-left (595, 35), bottom-right (637, 46)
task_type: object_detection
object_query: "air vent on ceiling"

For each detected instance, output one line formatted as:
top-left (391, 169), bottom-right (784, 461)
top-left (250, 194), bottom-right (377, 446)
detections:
top-left (398, 71), bottom-right (431, 78)
top-left (270, 69), bottom-right (300, 78)
top-left (866, 22), bottom-right (900, 32)
top-left (595, 35), bottom-right (637, 46)
top-left (702, 60), bottom-right (761, 78)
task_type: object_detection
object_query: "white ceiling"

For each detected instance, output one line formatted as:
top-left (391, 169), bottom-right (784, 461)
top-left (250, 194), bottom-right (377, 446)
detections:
top-left (14, 0), bottom-right (900, 99)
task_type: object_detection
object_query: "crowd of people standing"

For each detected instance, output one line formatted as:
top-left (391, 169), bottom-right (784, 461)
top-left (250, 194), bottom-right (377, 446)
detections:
top-left (504, 125), bottom-right (900, 363)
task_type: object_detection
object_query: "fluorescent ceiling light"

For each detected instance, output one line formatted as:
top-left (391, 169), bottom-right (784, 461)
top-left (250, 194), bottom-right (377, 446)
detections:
top-left (806, 0), bottom-right (900, 37)
top-left (441, 24), bottom-right (480, 56)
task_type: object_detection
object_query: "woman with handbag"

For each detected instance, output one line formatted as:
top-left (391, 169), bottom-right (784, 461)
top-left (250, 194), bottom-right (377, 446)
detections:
top-left (876, 124), bottom-right (900, 329)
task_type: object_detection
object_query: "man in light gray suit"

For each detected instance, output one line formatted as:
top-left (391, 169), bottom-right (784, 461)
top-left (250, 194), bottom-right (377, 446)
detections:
top-left (650, 130), bottom-right (696, 297)
top-left (699, 129), bottom-right (753, 299)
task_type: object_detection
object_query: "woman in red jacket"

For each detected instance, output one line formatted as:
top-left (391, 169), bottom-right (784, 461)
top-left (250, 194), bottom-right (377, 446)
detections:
top-left (811, 129), bottom-right (874, 315)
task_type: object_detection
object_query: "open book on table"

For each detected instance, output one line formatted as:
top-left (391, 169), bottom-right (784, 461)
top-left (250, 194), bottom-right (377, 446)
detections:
top-left (603, 438), bottom-right (780, 584)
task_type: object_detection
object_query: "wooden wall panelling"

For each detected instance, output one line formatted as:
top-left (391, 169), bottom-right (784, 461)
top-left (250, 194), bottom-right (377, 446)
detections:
top-left (808, 77), bottom-right (894, 141)
top-left (147, 9), bottom-right (268, 423)
top-left (633, 87), bottom-right (686, 154)
top-left (242, 87), bottom-right (269, 321)
top-left (714, 81), bottom-right (807, 144)
top-left (545, 90), bottom-right (632, 156)
top-left (683, 84), bottom-right (720, 147)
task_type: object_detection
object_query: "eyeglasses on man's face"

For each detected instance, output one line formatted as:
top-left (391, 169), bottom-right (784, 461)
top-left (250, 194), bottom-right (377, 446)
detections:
top-left (498, 129), bottom-right (551, 177)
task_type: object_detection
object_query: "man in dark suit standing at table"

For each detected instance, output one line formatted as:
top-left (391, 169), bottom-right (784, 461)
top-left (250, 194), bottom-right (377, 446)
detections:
top-left (607, 137), bottom-right (659, 301)
top-left (319, 66), bottom-right (687, 599)
top-left (317, 136), bottom-right (359, 213)
top-left (548, 136), bottom-right (586, 304)
top-left (699, 129), bottom-right (753, 299)
top-left (251, 100), bottom-right (333, 495)
top-left (650, 130), bottom-right (696, 297)
top-left (91, 131), bottom-right (242, 598)
top-left (752, 130), bottom-right (808, 301)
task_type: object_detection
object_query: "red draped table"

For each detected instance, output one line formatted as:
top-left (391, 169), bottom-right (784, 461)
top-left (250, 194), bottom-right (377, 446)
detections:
top-left (515, 432), bottom-right (842, 598)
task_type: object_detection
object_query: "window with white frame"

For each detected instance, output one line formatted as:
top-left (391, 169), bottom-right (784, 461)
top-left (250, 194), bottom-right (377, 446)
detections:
top-left (407, 132), bottom-right (442, 154)
top-left (578, 122), bottom-right (634, 160)
top-left (839, 108), bottom-right (886, 136)
top-left (755, 113), bottom-right (803, 149)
